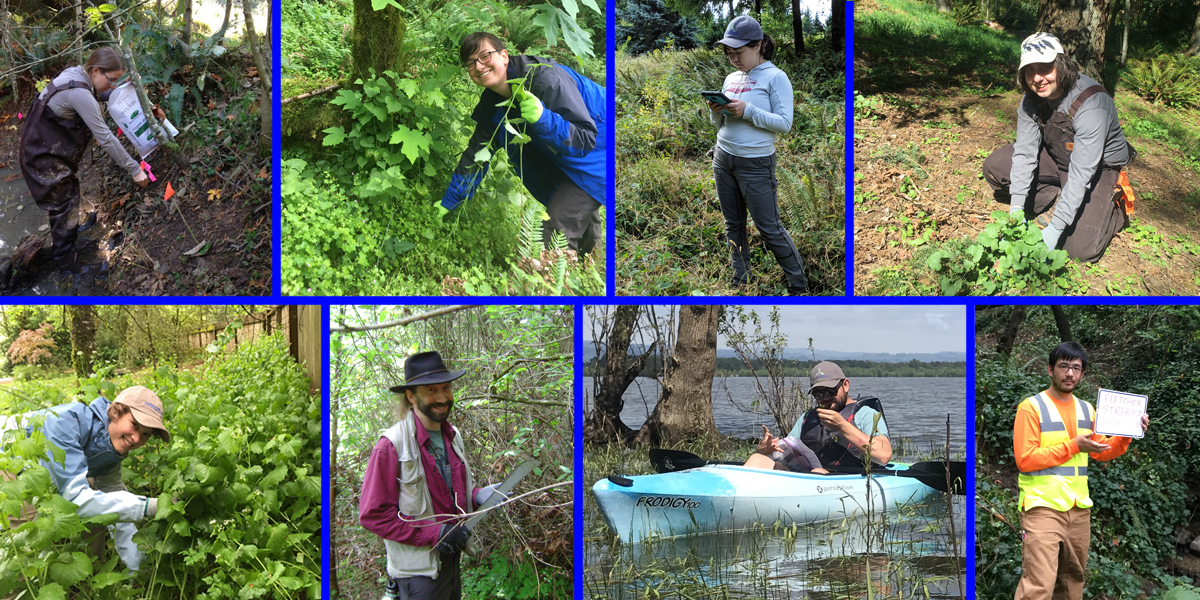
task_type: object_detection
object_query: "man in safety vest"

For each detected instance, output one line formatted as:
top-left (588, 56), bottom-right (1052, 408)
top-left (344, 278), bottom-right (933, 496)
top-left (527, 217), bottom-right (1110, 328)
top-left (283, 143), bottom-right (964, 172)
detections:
top-left (745, 361), bottom-right (892, 473)
top-left (1012, 341), bottom-right (1148, 600)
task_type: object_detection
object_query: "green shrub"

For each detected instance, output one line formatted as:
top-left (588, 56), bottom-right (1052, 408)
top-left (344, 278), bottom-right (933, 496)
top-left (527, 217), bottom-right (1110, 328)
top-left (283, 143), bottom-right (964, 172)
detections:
top-left (925, 211), bottom-right (1082, 295)
top-left (1123, 54), bottom-right (1200, 109)
top-left (462, 551), bottom-right (572, 599)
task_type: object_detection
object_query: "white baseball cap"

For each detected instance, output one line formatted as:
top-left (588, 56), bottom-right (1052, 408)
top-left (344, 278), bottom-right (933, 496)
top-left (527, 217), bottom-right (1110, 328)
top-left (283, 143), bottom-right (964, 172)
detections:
top-left (1019, 32), bottom-right (1064, 71)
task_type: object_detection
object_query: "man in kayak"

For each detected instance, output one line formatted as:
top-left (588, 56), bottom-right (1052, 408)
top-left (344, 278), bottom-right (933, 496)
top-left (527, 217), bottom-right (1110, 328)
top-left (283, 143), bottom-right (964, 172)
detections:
top-left (1012, 342), bottom-right (1147, 600)
top-left (745, 361), bottom-right (892, 472)
top-left (359, 350), bottom-right (504, 600)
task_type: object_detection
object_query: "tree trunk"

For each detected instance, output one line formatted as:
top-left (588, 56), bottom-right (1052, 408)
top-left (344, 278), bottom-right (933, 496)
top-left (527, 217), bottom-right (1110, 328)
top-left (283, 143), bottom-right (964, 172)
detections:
top-left (350, 0), bottom-right (407, 85)
top-left (1049, 306), bottom-right (1072, 342)
top-left (634, 306), bottom-right (721, 447)
top-left (329, 358), bottom-right (341, 595)
top-left (1189, 3), bottom-right (1200, 55)
top-left (1119, 0), bottom-right (1128, 65)
top-left (183, 0), bottom-right (193, 46)
top-left (1036, 0), bottom-right (1112, 80)
top-left (242, 0), bottom-right (272, 151)
top-left (831, 0), bottom-right (845, 51)
top-left (2, 0), bottom-right (17, 101)
top-left (76, 1), bottom-right (84, 64)
top-left (936, 0), bottom-right (952, 13)
top-left (213, 0), bottom-right (235, 43)
top-left (754, 0), bottom-right (762, 15)
top-left (69, 306), bottom-right (96, 378)
top-left (996, 306), bottom-right (1027, 360)
top-left (582, 306), bottom-right (651, 446)
top-left (792, 0), bottom-right (805, 55)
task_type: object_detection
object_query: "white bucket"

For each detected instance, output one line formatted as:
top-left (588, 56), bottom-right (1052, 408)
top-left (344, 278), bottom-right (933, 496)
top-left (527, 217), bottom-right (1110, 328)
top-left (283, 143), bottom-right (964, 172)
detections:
top-left (107, 82), bottom-right (160, 158)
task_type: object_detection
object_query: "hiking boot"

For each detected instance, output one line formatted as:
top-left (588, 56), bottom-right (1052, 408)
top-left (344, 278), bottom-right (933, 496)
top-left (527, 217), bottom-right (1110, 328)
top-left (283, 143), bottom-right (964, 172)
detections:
top-left (55, 252), bottom-right (94, 275)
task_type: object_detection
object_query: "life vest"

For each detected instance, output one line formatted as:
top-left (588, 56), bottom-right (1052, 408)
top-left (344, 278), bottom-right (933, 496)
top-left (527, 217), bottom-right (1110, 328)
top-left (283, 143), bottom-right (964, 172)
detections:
top-left (1032, 84), bottom-right (1137, 216)
top-left (1017, 392), bottom-right (1094, 511)
top-left (799, 396), bottom-right (886, 468)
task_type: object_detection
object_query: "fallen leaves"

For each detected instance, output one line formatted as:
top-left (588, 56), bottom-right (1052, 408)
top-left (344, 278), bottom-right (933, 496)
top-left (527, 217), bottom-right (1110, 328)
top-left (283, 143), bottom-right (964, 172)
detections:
top-left (207, 189), bottom-right (222, 201)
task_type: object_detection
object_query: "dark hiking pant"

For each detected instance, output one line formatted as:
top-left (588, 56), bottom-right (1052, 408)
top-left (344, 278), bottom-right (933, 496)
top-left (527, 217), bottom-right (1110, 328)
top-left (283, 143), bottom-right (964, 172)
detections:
top-left (982, 143), bottom-right (1125, 263)
top-left (712, 147), bottom-right (808, 293)
top-left (392, 551), bottom-right (462, 600)
top-left (543, 177), bottom-right (602, 256)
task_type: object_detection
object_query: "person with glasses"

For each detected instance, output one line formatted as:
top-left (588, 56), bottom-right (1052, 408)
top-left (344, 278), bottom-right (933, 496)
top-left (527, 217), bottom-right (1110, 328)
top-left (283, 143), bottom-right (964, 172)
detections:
top-left (1011, 341), bottom-right (1147, 600)
top-left (707, 15), bottom-right (808, 294)
top-left (434, 32), bottom-right (606, 255)
top-left (744, 361), bottom-right (891, 472)
top-left (19, 47), bottom-right (150, 274)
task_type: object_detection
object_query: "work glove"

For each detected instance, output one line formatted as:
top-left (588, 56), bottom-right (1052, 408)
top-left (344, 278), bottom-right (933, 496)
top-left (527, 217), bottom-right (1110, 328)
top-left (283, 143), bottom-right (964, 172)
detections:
top-left (514, 87), bottom-right (544, 124)
top-left (1042, 225), bottom-right (1063, 250)
top-left (113, 522), bottom-right (143, 571)
top-left (437, 521), bottom-right (472, 556)
top-left (1009, 203), bottom-right (1025, 218)
top-left (474, 483), bottom-right (508, 506)
top-left (432, 200), bottom-right (450, 223)
top-left (144, 497), bottom-right (158, 520)
top-left (439, 172), bottom-right (485, 212)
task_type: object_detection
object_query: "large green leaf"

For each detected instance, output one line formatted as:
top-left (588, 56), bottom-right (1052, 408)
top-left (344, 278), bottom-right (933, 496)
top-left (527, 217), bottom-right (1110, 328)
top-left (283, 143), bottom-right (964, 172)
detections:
top-left (47, 552), bottom-right (91, 587)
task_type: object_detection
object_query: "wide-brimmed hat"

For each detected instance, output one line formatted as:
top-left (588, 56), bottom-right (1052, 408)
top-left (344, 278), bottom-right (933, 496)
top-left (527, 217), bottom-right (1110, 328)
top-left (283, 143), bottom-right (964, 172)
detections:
top-left (714, 15), bottom-right (763, 49)
top-left (808, 361), bottom-right (846, 394)
top-left (113, 386), bottom-right (170, 442)
top-left (388, 351), bottom-right (466, 394)
top-left (1018, 32), bottom-right (1064, 71)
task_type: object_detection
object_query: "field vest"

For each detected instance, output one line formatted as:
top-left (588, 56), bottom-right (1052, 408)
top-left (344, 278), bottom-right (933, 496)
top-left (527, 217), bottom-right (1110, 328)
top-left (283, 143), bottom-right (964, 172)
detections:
top-left (380, 411), bottom-right (475, 579)
top-left (1017, 392), bottom-right (1095, 511)
top-left (799, 396), bottom-right (886, 468)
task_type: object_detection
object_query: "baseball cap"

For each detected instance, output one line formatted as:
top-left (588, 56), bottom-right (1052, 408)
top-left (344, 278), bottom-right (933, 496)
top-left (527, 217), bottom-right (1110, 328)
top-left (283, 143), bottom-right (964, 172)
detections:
top-left (113, 386), bottom-right (170, 442)
top-left (808, 361), bottom-right (846, 394)
top-left (1019, 32), bottom-right (1064, 71)
top-left (714, 16), bottom-right (764, 49)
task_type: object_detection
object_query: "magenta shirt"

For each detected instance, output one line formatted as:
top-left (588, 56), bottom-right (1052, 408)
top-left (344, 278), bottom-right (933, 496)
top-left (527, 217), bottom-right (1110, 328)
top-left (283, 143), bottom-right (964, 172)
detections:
top-left (358, 421), bottom-right (479, 548)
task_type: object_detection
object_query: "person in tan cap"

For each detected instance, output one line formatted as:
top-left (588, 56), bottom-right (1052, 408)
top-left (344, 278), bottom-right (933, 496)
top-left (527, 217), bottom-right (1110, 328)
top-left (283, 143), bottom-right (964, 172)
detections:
top-left (1, 385), bottom-right (170, 571)
top-left (745, 360), bottom-right (892, 472)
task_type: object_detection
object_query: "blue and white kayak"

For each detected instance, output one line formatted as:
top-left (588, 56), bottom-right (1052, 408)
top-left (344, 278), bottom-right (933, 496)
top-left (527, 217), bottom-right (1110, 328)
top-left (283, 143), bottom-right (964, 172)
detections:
top-left (592, 464), bottom-right (940, 543)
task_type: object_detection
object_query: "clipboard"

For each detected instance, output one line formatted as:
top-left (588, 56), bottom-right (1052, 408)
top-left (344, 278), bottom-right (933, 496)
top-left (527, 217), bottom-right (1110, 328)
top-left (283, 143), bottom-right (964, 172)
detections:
top-left (1094, 388), bottom-right (1147, 438)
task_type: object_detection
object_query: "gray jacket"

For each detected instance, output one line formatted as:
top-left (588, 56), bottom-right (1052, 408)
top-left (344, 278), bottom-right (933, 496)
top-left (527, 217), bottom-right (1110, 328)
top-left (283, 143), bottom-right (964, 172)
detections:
top-left (709, 61), bottom-right (793, 158)
top-left (40, 66), bottom-right (141, 177)
top-left (1010, 74), bottom-right (1131, 232)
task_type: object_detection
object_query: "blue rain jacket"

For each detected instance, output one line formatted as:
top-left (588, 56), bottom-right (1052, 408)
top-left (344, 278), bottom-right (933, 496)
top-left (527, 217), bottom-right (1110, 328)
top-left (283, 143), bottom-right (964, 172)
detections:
top-left (10, 396), bottom-right (150, 569)
top-left (440, 55), bottom-right (608, 210)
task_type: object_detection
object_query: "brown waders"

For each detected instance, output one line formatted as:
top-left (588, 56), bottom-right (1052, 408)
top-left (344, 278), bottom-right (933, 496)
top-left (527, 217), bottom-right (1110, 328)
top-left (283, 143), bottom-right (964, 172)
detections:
top-left (982, 85), bottom-right (1134, 263)
top-left (18, 79), bottom-right (94, 268)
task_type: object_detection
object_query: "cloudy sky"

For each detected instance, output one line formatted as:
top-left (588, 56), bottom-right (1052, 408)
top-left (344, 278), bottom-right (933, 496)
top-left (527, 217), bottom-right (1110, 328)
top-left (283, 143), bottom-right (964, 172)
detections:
top-left (584, 306), bottom-right (966, 354)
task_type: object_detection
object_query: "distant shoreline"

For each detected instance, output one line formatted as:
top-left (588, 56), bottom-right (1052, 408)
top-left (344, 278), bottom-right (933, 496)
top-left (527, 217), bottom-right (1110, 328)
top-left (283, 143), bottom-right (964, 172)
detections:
top-left (583, 360), bottom-right (968, 378)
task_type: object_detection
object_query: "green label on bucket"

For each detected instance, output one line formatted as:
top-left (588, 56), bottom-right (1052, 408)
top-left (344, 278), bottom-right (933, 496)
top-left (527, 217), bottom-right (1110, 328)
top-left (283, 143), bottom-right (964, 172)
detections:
top-left (135, 122), bottom-right (150, 137)
top-left (130, 110), bottom-right (139, 119)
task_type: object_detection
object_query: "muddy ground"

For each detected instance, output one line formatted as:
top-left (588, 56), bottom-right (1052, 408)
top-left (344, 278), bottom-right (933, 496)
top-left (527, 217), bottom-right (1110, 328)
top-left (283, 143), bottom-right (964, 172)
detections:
top-left (0, 82), bottom-right (271, 296)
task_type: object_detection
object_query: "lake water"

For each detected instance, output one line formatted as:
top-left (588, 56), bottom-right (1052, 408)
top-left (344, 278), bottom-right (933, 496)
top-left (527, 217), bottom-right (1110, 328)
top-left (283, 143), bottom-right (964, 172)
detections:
top-left (583, 376), bottom-right (967, 455)
top-left (583, 376), bottom-right (967, 599)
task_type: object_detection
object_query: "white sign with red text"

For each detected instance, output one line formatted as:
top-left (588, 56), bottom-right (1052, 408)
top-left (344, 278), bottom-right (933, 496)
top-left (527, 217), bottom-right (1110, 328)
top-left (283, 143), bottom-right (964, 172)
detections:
top-left (1094, 389), bottom-right (1147, 438)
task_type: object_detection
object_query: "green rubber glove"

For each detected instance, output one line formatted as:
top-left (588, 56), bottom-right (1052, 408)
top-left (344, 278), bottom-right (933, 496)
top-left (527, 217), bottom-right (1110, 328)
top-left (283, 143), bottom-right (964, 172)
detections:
top-left (515, 87), bottom-right (544, 124)
top-left (434, 201), bottom-right (450, 223)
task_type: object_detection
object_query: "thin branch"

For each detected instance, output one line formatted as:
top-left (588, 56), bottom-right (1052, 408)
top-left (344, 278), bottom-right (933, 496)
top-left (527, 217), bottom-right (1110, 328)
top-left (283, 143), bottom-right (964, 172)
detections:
top-left (331, 306), bottom-right (481, 332)
top-left (458, 393), bottom-right (568, 408)
top-left (396, 480), bottom-right (572, 526)
top-left (0, 0), bottom-right (152, 79)
top-left (281, 83), bottom-right (341, 105)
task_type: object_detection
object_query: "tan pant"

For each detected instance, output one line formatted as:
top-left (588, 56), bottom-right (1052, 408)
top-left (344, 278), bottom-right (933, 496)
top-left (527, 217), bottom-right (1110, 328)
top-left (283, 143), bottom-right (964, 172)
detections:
top-left (1015, 506), bottom-right (1091, 600)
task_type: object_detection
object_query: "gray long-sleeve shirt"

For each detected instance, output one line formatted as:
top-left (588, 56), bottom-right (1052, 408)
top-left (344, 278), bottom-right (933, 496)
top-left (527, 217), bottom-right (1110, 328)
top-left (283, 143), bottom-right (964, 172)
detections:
top-left (1010, 74), bottom-right (1131, 232)
top-left (709, 61), bottom-right (794, 158)
top-left (40, 66), bottom-right (141, 177)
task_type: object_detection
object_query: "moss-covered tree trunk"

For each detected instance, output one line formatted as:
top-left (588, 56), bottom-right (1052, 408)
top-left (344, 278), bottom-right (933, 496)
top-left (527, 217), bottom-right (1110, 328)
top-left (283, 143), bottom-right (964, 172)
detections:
top-left (69, 305), bottom-right (95, 378)
top-left (350, 0), bottom-right (406, 85)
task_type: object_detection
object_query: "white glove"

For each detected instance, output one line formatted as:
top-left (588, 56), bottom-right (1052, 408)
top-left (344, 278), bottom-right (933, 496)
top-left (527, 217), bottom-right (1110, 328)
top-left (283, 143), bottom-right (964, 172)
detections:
top-left (474, 483), bottom-right (508, 506)
top-left (1009, 203), bottom-right (1025, 217)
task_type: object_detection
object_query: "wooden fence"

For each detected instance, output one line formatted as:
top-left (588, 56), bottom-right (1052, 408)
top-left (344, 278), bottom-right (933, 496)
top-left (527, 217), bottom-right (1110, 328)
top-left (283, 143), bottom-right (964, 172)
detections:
top-left (188, 306), bottom-right (322, 394)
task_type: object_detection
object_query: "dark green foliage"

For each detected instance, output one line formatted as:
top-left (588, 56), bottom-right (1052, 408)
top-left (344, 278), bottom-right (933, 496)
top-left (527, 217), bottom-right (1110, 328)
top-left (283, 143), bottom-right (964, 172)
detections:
top-left (281, 0), bottom-right (354, 78)
top-left (1122, 54), bottom-right (1200, 109)
top-left (616, 0), bottom-right (703, 55)
top-left (461, 551), bottom-right (572, 599)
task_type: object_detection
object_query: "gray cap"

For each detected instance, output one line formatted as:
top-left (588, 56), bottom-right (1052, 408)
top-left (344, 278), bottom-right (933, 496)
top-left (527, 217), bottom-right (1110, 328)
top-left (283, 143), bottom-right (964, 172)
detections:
top-left (714, 15), bottom-right (764, 49)
top-left (808, 361), bottom-right (846, 394)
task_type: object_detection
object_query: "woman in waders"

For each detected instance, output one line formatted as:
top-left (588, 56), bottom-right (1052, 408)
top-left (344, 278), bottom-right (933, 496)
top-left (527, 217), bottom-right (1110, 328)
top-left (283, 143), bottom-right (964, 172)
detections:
top-left (18, 47), bottom-right (148, 274)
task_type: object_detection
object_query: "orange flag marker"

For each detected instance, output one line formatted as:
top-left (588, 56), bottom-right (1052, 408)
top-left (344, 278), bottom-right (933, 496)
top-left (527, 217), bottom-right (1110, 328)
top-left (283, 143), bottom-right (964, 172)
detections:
top-left (164, 182), bottom-right (175, 202)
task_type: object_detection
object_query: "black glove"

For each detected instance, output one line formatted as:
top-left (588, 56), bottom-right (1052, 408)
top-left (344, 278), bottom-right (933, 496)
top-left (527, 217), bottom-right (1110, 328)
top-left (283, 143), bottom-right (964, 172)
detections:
top-left (437, 522), bottom-right (471, 556)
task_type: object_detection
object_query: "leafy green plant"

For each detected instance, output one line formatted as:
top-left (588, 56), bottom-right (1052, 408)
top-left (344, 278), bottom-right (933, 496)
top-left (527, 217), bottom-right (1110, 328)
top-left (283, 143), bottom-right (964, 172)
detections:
top-left (1123, 54), bottom-right (1200, 109)
top-left (925, 211), bottom-right (1079, 295)
top-left (461, 551), bottom-right (571, 599)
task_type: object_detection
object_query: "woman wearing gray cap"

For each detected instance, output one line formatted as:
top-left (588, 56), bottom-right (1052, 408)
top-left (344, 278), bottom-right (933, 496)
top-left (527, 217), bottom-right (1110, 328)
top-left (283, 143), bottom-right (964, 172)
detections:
top-left (982, 32), bottom-right (1135, 263)
top-left (706, 15), bottom-right (808, 294)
